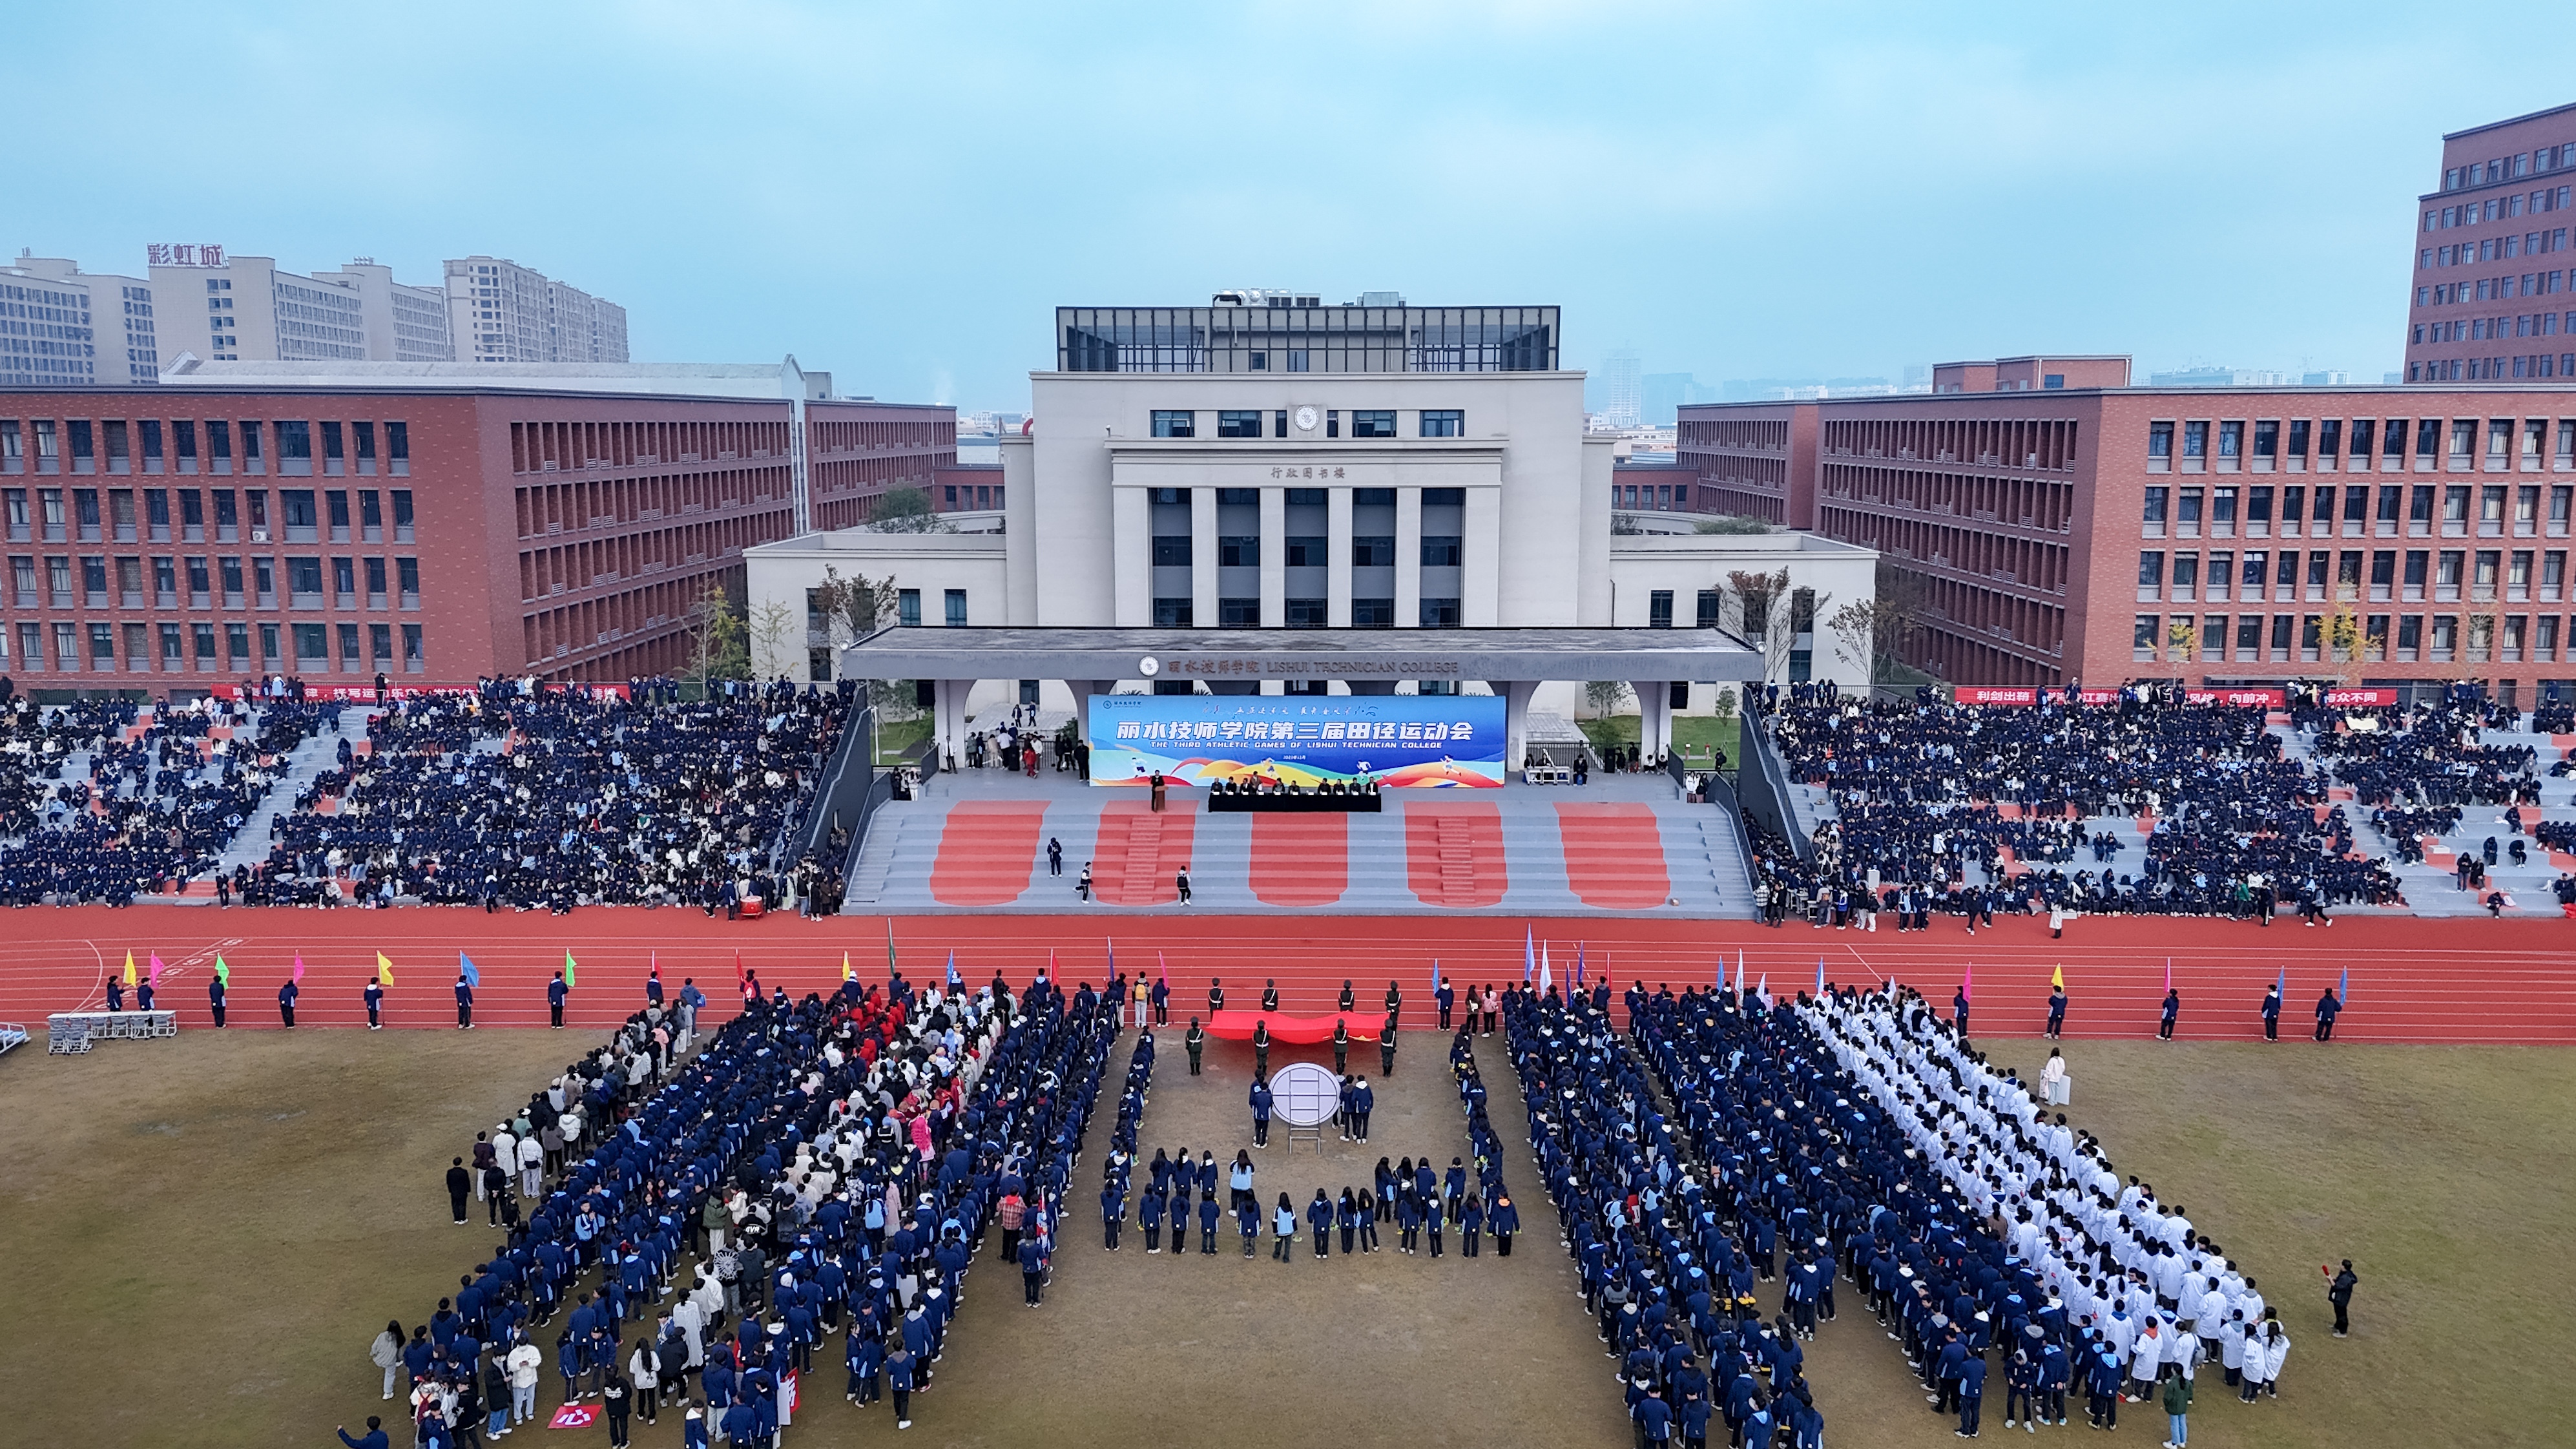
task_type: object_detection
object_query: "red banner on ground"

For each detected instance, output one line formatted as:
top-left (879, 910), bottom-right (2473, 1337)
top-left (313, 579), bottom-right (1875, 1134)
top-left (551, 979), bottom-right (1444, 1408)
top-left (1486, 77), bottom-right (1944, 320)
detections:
top-left (548, 1404), bottom-right (597, 1429)
top-left (2322, 687), bottom-right (2398, 707)
top-left (1203, 1009), bottom-right (1384, 1044)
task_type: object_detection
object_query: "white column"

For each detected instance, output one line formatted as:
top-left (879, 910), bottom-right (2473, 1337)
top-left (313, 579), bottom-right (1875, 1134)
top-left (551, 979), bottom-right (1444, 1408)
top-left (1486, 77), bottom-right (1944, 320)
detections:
top-left (1258, 487), bottom-right (1286, 628)
top-left (1630, 680), bottom-right (1673, 763)
top-left (1395, 486), bottom-right (1422, 629)
top-left (933, 678), bottom-right (975, 771)
top-left (1463, 485), bottom-right (1502, 626)
top-left (1112, 484), bottom-right (1150, 627)
top-left (1502, 680), bottom-right (1541, 780)
top-left (1190, 486), bottom-right (1218, 628)
top-left (1327, 486), bottom-right (1354, 628)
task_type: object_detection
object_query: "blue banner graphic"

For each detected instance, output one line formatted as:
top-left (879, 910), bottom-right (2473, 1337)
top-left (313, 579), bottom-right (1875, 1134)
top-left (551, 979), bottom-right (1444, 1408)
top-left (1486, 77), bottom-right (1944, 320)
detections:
top-left (1087, 693), bottom-right (1505, 787)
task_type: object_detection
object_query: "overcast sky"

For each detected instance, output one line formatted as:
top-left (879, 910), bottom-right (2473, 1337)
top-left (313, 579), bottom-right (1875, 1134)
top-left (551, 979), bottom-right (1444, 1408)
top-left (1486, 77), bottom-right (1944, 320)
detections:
top-left (17, 1), bottom-right (2576, 410)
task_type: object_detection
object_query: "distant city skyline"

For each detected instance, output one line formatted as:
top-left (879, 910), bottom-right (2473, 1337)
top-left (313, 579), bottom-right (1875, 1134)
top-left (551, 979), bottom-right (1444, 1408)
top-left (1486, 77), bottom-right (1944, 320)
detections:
top-left (13, 3), bottom-right (2576, 414)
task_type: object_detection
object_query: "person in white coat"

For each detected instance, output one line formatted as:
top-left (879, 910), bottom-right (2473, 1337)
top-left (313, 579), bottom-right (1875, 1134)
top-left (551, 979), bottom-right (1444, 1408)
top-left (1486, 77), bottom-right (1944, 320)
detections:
top-left (626, 1339), bottom-right (662, 1426)
top-left (517, 1133), bottom-right (544, 1199)
top-left (505, 1332), bottom-right (543, 1425)
top-left (2240, 1320), bottom-right (2288, 1401)
top-left (369, 1321), bottom-right (404, 1399)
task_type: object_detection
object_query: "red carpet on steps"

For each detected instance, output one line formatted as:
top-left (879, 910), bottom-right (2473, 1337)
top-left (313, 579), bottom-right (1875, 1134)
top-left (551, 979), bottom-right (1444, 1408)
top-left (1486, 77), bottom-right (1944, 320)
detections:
top-left (1088, 802), bottom-right (1196, 906)
top-left (1, 907), bottom-right (2570, 1045)
top-left (1555, 803), bottom-right (1670, 909)
top-left (928, 802), bottom-right (1048, 906)
top-left (1404, 801), bottom-right (1507, 907)
top-left (1249, 814), bottom-right (1348, 906)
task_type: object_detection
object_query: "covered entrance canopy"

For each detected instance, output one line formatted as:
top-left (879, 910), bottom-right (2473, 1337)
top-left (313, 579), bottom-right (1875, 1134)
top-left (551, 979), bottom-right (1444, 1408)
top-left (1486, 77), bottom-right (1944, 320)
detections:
top-left (839, 625), bottom-right (1763, 776)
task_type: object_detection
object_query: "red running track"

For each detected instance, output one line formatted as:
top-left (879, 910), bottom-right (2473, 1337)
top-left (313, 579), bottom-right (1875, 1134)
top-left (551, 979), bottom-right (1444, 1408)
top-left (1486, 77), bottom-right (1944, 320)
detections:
top-left (3, 907), bottom-right (2570, 1045)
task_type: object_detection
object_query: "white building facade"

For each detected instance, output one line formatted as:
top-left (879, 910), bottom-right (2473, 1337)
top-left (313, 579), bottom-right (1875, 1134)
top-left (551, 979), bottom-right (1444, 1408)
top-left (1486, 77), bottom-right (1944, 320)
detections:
top-left (445, 256), bottom-right (629, 365)
top-left (3, 255), bottom-right (159, 385)
top-left (747, 299), bottom-right (1875, 729)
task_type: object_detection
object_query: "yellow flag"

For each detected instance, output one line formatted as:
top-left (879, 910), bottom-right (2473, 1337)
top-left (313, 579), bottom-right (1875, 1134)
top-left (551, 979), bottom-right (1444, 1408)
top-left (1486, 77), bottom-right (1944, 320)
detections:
top-left (377, 952), bottom-right (395, 986)
top-left (2051, 963), bottom-right (2065, 989)
top-left (841, 952), bottom-right (855, 982)
top-left (123, 950), bottom-right (138, 986)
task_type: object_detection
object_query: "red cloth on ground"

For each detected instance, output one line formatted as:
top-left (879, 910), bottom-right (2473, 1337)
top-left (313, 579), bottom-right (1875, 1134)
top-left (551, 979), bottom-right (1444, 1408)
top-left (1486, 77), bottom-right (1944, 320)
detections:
top-left (1202, 1009), bottom-right (1383, 1043)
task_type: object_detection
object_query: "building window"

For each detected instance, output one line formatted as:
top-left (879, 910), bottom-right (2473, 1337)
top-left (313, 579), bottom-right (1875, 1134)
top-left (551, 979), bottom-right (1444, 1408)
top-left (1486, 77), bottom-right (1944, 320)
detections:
top-left (2143, 486), bottom-right (2168, 535)
top-left (1217, 410), bottom-right (1264, 439)
top-left (1216, 534), bottom-right (1260, 568)
top-left (1420, 410), bottom-right (1464, 437)
top-left (1285, 598), bottom-right (1327, 628)
top-left (1152, 534), bottom-right (1193, 566)
top-left (1648, 589), bottom-right (1674, 628)
top-left (1420, 535), bottom-right (1462, 566)
top-left (1152, 598), bottom-right (1194, 626)
top-left (1352, 598), bottom-right (1395, 627)
top-left (1351, 535), bottom-right (1396, 567)
top-left (2148, 421), bottom-right (2174, 459)
top-left (2134, 615), bottom-right (2159, 660)
top-left (1697, 588), bottom-right (1721, 629)
top-left (1218, 598), bottom-right (1260, 625)
top-left (897, 589), bottom-right (920, 627)
top-left (401, 623), bottom-right (423, 671)
top-left (1285, 536), bottom-right (1329, 567)
top-left (1151, 410), bottom-right (1196, 439)
top-left (2182, 422), bottom-right (2208, 459)
top-left (943, 588), bottom-right (967, 627)
top-left (1351, 410), bottom-right (1398, 439)
top-left (1418, 597), bottom-right (1460, 627)
top-left (2138, 551), bottom-right (2165, 599)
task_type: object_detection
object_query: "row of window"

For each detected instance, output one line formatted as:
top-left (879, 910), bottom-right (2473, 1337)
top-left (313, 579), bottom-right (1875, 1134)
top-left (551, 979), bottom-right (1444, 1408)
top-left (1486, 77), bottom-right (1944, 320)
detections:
top-left (2147, 416), bottom-right (2576, 466)
top-left (2409, 355), bottom-right (2573, 382)
top-left (2441, 147), bottom-right (2576, 192)
top-left (2134, 610), bottom-right (2576, 665)
top-left (2413, 314), bottom-right (2568, 344)
top-left (0, 618), bottom-right (425, 672)
top-left (2420, 227), bottom-right (2571, 271)
top-left (0, 418), bottom-right (410, 475)
top-left (2418, 272), bottom-right (2568, 307)
top-left (1149, 598), bottom-right (1467, 628)
top-left (7, 553), bottom-right (422, 611)
top-left (893, 589), bottom-right (970, 628)
top-left (1615, 483), bottom-right (1694, 511)
top-left (1148, 409), bottom-right (1464, 439)
top-left (2138, 547), bottom-right (2573, 602)
top-left (2140, 483), bottom-right (2575, 537)
top-left (1148, 534), bottom-right (1465, 567)
top-left (2422, 187), bottom-right (2573, 231)
top-left (3, 485), bottom-right (415, 545)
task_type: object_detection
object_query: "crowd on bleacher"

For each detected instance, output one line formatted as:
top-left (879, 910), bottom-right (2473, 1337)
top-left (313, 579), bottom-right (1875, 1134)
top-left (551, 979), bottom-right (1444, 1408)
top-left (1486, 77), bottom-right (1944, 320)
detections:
top-left (255, 682), bottom-right (851, 913)
top-left (368, 965), bottom-right (1121, 1446)
top-left (0, 694), bottom-right (324, 906)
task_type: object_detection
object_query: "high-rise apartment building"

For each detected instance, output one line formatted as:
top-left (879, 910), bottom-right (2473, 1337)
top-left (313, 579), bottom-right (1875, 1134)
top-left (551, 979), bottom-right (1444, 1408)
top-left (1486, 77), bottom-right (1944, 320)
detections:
top-left (3, 254), bottom-right (161, 386)
top-left (1594, 348), bottom-right (1642, 428)
top-left (143, 251), bottom-right (450, 366)
top-left (2404, 103), bottom-right (2576, 385)
top-left (445, 257), bottom-right (629, 365)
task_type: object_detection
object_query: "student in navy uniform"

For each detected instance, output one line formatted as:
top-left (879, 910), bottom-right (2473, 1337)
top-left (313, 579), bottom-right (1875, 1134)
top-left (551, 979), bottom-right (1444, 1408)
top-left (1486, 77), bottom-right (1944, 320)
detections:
top-left (336, 1417), bottom-right (390, 1449)
top-left (446, 1157), bottom-right (473, 1225)
top-left (107, 977), bottom-right (125, 1012)
top-left (2314, 986), bottom-right (2342, 1041)
top-left (1198, 1191), bottom-right (1220, 1254)
top-left (1348, 1076), bottom-right (1374, 1141)
top-left (886, 1338), bottom-right (915, 1429)
top-left (1017, 1231), bottom-right (1047, 1304)
top-left (366, 977), bottom-right (386, 1030)
top-left (547, 970), bottom-right (568, 1029)
top-left (2328, 1259), bottom-right (2359, 1335)
top-left (209, 974), bottom-right (227, 1027)
top-left (136, 975), bottom-right (153, 1011)
top-left (2158, 988), bottom-right (2181, 1040)
top-left (1307, 1189), bottom-right (1333, 1258)
top-left (1237, 1193), bottom-right (1260, 1256)
top-left (455, 974), bottom-right (474, 1030)
top-left (1954, 1344), bottom-right (1987, 1437)
top-left (2046, 983), bottom-right (2067, 1039)
top-left (1490, 1191), bottom-right (1519, 1256)
top-left (1101, 1177), bottom-right (1126, 1251)
top-left (1139, 1181), bottom-right (1165, 1252)
top-left (1437, 976), bottom-right (1455, 1030)
top-left (1249, 1076), bottom-right (1274, 1147)
top-left (1271, 1193), bottom-right (1298, 1262)
top-left (2261, 982), bottom-right (2283, 1040)
top-left (278, 977), bottom-right (299, 1027)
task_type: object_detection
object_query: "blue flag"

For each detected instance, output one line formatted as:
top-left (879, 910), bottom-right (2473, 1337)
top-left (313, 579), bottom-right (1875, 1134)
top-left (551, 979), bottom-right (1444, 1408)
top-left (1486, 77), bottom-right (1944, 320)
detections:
top-left (2338, 965), bottom-right (2349, 1006)
top-left (459, 952), bottom-right (480, 988)
top-left (2275, 963), bottom-right (2286, 999)
top-left (946, 950), bottom-right (961, 989)
top-left (1816, 957), bottom-right (1825, 998)
top-left (1431, 959), bottom-right (1442, 994)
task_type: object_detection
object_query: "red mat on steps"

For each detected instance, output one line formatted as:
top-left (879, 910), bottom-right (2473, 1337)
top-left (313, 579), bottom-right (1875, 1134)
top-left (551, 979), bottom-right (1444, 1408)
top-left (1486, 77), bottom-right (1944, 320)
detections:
top-left (1555, 803), bottom-right (1671, 909)
top-left (1404, 801), bottom-right (1507, 907)
top-left (1090, 802), bottom-right (1197, 906)
top-left (1249, 814), bottom-right (1348, 906)
top-left (928, 802), bottom-right (1048, 906)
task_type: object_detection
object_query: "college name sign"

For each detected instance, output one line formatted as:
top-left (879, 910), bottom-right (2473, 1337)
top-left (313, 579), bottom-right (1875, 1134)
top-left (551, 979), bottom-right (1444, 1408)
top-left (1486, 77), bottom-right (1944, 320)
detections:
top-left (1148, 652), bottom-right (1463, 680)
top-left (1088, 693), bottom-right (1504, 788)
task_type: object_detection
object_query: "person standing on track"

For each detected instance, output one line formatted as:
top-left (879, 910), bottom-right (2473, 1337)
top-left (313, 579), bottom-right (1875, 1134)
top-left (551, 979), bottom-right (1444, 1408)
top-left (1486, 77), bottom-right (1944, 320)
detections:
top-left (455, 972), bottom-right (474, 1030)
top-left (2260, 982), bottom-right (2281, 1041)
top-left (2158, 988), bottom-right (2181, 1041)
top-left (2314, 987), bottom-right (2342, 1041)
top-left (548, 969), bottom-right (568, 1029)
top-left (209, 972), bottom-right (227, 1027)
top-left (278, 975), bottom-right (298, 1027)
top-left (366, 975), bottom-right (386, 1030)
top-left (2046, 979), bottom-right (2067, 1039)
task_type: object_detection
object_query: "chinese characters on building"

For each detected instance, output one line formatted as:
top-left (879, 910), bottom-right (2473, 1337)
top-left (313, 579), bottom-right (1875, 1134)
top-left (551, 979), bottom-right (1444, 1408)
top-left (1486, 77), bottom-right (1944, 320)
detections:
top-left (1114, 719), bottom-right (1477, 742)
top-left (145, 244), bottom-right (229, 267)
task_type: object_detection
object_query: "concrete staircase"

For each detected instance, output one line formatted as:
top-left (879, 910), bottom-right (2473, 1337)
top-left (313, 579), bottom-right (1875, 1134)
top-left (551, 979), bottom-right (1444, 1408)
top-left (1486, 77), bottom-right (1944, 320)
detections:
top-left (212, 707), bottom-right (379, 875)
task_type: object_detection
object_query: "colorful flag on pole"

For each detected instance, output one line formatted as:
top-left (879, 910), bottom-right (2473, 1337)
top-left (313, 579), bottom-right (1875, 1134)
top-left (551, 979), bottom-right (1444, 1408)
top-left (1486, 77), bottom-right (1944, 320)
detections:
top-left (1431, 959), bottom-right (1442, 995)
top-left (1816, 957), bottom-right (1826, 998)
top-left (2338, 964), bottom-right (2349, 1005)
top-left (123, 950), bottom-right (138, 987)
top-left (148, 952), bottom-right (165, 987)
top-left (1537, 944), bottom-right (1553, 996)
top-left (1961, 960), bottom-right (1973, 1004)
top-left (841, 952), bottom-right (855, 983)
top-left (885, 919), bottom-right (898, 975)
top-left (1523, 925), bottom-right (1535, 985)
top-left (1159, 951), bottom-right (1170, 988)
top-left (561, 950), bottom-right (577, 988)
top-left (1756, 972), bottom-right (1771, 1008)
top-left (734, 948), bottom-right (747, 994)
top-left (945, 950), bottom-right (961, 989)
top-left (458, 952), bottom-right (480, 988)
top-left (292, 952), bottom-right (307, 984)
top-left (2163, 958), bottom-right (2173, 994)
top-left (1575, 943), bottom-right (1585, 988)
top-left (2051, 963), bottom-right (2065, 990)
top-left (1103, 937), bottom-right (1114, 982)
top-left (213, 954), bottom-right (230, 986)
top-left (2274, 962), bottom-right (2285, 999)
top-left (376, 952), bottom-right (395, 986)
top-left (650, 953), bottom-right (659, 983)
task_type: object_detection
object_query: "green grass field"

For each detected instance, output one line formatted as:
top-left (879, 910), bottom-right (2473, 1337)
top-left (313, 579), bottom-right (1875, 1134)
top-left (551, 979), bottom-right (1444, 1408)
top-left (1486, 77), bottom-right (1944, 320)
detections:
top-left (1579, 711), bottom-right (1740, 766)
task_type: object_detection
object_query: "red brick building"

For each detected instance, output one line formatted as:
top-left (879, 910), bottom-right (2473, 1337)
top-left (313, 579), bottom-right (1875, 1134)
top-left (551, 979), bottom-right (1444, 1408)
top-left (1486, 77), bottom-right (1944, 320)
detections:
top-left (2404, 102), bottom-right (2576, 385)
top-left (0, 385), bottom-right (951, 695)
top-left (1685, 380), bottom-right (2576, 701)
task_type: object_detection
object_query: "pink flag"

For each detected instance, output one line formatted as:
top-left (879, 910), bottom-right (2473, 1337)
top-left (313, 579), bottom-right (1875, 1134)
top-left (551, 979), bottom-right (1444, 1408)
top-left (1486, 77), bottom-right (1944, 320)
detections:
top-left (292, 952), bottom-right (307, 983)
top-left (2164, 957), bottom-right (2173, 993)
top-left (1961, 961), bottom-right (1973, 1004)
top-left (1158, 951), bottom-right (1169, 986)
top-left (148, 952), bottom-right (166, 986)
